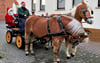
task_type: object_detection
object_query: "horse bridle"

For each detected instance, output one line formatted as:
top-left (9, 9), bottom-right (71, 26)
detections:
top-left (69, 33), bottom-right (85, 48)
top-left (80, 9), bottom-right (93, 24)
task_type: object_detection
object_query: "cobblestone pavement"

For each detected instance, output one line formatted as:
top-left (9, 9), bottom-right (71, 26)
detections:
top-left (0, 21), bottom-right (100, 63)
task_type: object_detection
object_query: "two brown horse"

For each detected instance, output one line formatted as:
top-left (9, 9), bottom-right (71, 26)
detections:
top-left (25, 16), bottom-right (86, 63)
top-left (50, 1), bottom-right (93, 59)
top-left (25, 1), bottom-right (93, 63)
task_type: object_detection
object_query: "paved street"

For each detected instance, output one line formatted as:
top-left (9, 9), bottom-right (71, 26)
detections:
top-left (0, 21), bottom-right (100, 63)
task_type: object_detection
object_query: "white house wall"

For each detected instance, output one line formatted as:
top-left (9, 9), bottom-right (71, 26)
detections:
top-left (87, 0), bottom-right (98, 9)
top-left (13, 0), bottom-right (32, 15)
top-left (35, 0), bottom-right (73, 16)
top-left (13, 0), bottom-right (100, 29)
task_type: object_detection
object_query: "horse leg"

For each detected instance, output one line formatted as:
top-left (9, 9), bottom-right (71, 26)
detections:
top-left (53, 38), bottom-right (61, 63)
top-left (71, 45), bottom-right (78, 57)
top-left (25, 32), bottom-right (30, 56)
top-left (30, 35), bottom-right (35, 55)
top-left (25, 36), bottom-right (29, 55)
top-left (45, 37), bottom-right (52, 50)
top-left (65, 38), bottom-right (71, 59)
top-left (45, 42), bottom-right (49, 50)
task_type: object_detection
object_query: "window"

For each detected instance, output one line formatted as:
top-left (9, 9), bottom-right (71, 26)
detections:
top-left (72, 0), bottom-right (82, 7)
top-left (32, 0), bottom-right (36, 11)
top-left (98, 0), bottom-right (100, 7)
top-left (57, 0), bottom-right (65, 9)
top-left (40, 0), bottom-right (45, 11)
top-left (72, 0), bottom-right (74, 7)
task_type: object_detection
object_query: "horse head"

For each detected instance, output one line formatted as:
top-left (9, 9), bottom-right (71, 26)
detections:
top-left (74, 1), bottom-right (93, 24)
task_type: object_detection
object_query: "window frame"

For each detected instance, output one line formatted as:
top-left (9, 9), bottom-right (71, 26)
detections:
top-left (98, 0), bottom-right (100, 7)
top-left (57, 0), bottom-right (65, 9)
top-left (32, 0), bottom-right (36, 11)
top-left (72, 0), bottom-right (75, 7)
top-left (32, 0), bottom-right (33, 11)
top-left (40, 0), bottom-right (45, 11)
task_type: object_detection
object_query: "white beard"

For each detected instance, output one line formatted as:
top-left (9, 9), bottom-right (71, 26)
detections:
top-left (8, 11), bottom-right (14, 15)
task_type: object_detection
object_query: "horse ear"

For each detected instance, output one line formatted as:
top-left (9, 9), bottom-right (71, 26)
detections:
top-left (82, 1), bottom-right (86, 5)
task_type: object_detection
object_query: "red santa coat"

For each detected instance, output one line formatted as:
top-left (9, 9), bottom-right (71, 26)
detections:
top-left (5, 7), bottom-right (18, 26)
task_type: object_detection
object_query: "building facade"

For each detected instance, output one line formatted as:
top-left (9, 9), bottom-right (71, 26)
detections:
top-left (0, 0), bottom-right (100, 29)
top-left (35, 0), bottom-right (98, 16)
top-left (0, 0), bottom-right (100, 41)
top-left (34, 0), bottom-right (100, 29)
top-left (0, 0), bottom-right (16, 21)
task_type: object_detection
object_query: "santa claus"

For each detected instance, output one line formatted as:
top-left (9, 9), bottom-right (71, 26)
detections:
top-left (5, 7), bottom-right (18, 26)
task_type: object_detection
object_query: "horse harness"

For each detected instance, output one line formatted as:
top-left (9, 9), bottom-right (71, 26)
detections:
top-left (41, 16), bottom-right (84, 47)
top-left (47, 16), bottom-right (66, 37)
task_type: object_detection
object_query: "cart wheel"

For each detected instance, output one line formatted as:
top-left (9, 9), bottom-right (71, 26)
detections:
top-left (6, 31), bottom-right (12, 44)
top-left (16, 35), bottom-right (24, 49)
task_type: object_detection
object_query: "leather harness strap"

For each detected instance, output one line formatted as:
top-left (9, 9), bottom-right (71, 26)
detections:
top-left (47, 18), bottom-right (50, 34)
top-left (47, 16), bottom-right (66, 37)
top-left (57, 16), bottom-right (65, 29)
top-left (46, 16), bottom-right (72, 37)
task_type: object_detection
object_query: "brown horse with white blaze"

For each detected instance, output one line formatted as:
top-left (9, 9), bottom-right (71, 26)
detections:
top-left (65, 1), bottom-right (93, 59)
top-left (25, 15), bottom-right (87, 63)
top-left (50, 1), bottom-right (93, 59)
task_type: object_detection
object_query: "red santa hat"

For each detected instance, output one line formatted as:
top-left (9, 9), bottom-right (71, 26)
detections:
top-left (7, 7), bottom-right (10, 12)
top-left (21, 1), bottom-right (25, 5)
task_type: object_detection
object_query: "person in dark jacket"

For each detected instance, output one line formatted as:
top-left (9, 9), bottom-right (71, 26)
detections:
top-left (17, 1), bottom-right (31, 32)
top-left (17, 1), bottom-right (30, 19)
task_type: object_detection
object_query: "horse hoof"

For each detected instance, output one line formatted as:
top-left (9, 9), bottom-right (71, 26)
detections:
top-left (54, 61), bottom-right (60, 63)
top-left (57, 61), bottom-right (60, 63)
top-left (31, 53), bottom-right (35, 56)
top-left (52, 46), bottom-right (53, 49)
top-left (45, 47), bottom-right (49, 50)
top-left (25, 53), bottom-right (29, 56)
top-left (66, 56), bottom-right (71, 59)
top-left (71, 53), bottom-right (75, 57)
top-left (25, 52), bottom-right (29, 56)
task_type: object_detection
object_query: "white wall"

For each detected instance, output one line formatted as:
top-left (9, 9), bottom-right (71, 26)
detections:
top-left (12, 3), bottom-right (17, 14)
top-left (35, 0), bottom-right (46, 16)
top-left (13, 0), bottom-right (32, 15)
top-left (87, 0), bottom-right (98, 9)
top-left (35, 0), bottom-right (73, 16)
top-left (13, 0), bottom-right (100, 29)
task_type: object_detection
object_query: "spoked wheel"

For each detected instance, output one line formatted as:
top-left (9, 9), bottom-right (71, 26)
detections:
top-left (6, 31), bottom-right (12, 44)
top-left (16, 35), bottom-right (24, 49)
